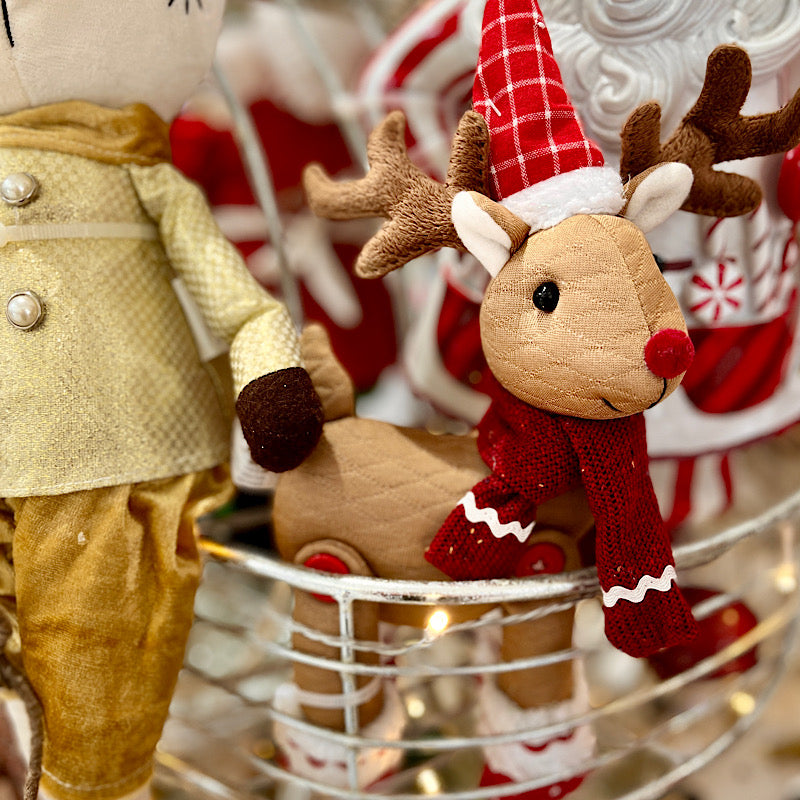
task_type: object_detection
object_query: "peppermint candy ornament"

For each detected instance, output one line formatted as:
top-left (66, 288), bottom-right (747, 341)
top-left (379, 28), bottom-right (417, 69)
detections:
top-left (685, 258), bottom-right (747, 325)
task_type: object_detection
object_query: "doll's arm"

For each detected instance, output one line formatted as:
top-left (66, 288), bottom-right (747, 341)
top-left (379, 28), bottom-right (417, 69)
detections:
top-left (128, 162), bottom-right (322, 471)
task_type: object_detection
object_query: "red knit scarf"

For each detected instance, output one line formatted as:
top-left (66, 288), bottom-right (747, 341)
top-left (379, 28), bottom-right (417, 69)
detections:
top-left (425, 389), bottom-right (698, 657)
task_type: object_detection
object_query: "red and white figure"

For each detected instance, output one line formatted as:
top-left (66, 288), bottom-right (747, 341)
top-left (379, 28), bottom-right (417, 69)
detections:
top-left (359, 0), bottom-right (476, 180)
top-left (537, 0), bottom-right (800, 524)
top-left (359, 0), bottom-right (800, 528)
top-left (666, 203), bottom-right (800, 419)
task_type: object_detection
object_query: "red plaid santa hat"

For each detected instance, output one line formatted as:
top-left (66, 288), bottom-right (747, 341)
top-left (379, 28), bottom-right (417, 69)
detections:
top-left (473, 0), bottom-right (624, 231)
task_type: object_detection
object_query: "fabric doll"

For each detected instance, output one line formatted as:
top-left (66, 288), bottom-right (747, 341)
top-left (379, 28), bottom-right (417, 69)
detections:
top-left (0, 3), bottom-right (322, 799)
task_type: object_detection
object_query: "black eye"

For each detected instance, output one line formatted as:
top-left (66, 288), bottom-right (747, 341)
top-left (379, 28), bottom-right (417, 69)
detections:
top-left (532, 281), bottom-right (559, 313)
top-left (652, 253), bottom-right (666, 273)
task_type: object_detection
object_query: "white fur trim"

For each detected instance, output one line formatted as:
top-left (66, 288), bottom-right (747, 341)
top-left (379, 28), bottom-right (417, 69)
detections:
top-left (451, 191), bottom-right (512, 277)
top-left (500, 166), bottom-right (624, 232)
top-left (624, 163), bottom-right (694, 233)
top-left (602, 564), bottom-right (678, 608)
top-left (459, 491), bottom-right (535, 543)
top-left (477, 667), bottom-right (594, 783)
top-left (272, 680), bottom-right (404, 789)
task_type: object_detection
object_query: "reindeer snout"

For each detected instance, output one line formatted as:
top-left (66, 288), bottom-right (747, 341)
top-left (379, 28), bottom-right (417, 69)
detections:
top-left (644, 329), bottom-right (695, 379)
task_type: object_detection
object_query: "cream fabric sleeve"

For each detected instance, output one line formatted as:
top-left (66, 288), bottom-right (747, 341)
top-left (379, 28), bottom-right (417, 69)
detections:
top-left (128, 162), bottom-right (301, 394)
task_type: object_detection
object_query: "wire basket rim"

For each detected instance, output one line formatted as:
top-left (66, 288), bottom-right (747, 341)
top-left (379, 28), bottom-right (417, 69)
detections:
top-left (200, 484), bottom-right (800, 605)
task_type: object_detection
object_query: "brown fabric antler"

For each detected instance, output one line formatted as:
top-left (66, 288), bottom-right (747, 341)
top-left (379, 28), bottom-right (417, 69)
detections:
top-left (303, 110), bottom-right (490, 278)
top-left (620, 44), bottom-right (800, 217)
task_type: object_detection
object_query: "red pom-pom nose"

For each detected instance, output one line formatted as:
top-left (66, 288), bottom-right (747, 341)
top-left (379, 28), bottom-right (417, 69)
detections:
top-left (645, 329), bottom-right (695, 379)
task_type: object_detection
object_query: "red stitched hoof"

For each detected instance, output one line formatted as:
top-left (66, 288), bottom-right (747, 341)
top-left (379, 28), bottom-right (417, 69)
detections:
top-left (644, 328), bottom-right (694, 379)
top-left (303, 553), bottom-right (350, 603)
top-left (514, 542), bottom-right (566, 577)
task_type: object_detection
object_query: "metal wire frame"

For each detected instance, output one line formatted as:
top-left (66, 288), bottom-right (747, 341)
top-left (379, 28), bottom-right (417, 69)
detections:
top-left (153, 485), bottom-right (800, 799)
top-left (200, 484), bottom-right (800, 604)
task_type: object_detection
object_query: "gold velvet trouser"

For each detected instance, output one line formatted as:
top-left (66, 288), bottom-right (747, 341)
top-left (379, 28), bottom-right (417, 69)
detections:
top-left (0, 467), bottom-right (232, 800)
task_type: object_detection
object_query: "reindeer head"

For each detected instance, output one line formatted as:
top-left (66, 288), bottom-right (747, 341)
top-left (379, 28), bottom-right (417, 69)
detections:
top-left (454, 182), bottom-right (692, 418)
top-left (303, 44), bottom-right (800, 420)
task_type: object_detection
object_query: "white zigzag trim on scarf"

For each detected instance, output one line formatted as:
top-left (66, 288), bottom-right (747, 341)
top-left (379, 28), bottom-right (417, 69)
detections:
top-left (459, 491), bottom-right (535, 543)
top-left (602, 565), bottom-right (678, 608)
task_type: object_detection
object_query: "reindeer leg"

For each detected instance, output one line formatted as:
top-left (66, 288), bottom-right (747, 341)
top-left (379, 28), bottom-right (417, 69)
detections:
top-left (273, 539), bottom-right (403, 789)
top-left (290, 540), bottom-right (382, 730)
top-left (478, 530), bottom-right (594, 800)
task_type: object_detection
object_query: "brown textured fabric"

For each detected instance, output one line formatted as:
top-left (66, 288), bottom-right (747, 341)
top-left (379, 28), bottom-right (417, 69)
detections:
top-left (303, 110), bottom-right (490, 278)
top-left (0, 468), bottom-right (232, 800)
top-left (273, 418), bottom-right (490, 585)
top-left (0, 101), bottom-right (171, 165)
top-left (273, 330), bottom-right (596, 710)
top-left (236, 367), bottom-right (324, 472)
top-left (620, 44), bottom-right (800, 217)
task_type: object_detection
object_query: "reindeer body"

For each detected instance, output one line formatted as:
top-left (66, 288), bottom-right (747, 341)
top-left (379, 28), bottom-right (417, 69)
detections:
top-left (272, 326), bottom-right (592, 731)
top-left (273, 403), bottom-right (593, 615)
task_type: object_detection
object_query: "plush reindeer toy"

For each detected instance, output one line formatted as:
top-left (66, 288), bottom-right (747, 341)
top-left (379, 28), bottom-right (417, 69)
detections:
top-left (0, 3), bottom-right (323, 799)
top-left (273, 0), bottom-right (800, 796)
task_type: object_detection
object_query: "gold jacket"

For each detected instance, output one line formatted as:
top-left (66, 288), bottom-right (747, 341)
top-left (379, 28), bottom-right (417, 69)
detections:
top-left (0, 102), bottom-right (300, 496)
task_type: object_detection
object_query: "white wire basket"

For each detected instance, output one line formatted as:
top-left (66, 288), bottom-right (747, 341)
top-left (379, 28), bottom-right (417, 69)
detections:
top-left (153, 479), bottom-right (800, 800)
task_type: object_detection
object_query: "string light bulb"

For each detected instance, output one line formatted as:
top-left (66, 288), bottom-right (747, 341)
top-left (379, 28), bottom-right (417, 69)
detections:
top-left (406, 695), bottom-right (426, 719)
top-left (417, 768), bottom-right (443, 795)
top-left (729, 691), bottom-right (756, 717)
top-left (426, 609), bottom-right (450, 636)
top-left (774, 562), bottom-right (797, 594)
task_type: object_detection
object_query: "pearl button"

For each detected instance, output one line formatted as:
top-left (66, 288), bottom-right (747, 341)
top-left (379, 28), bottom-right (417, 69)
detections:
top-left (0, 173), bottom-right (39, 206)
top-left (6, 291), bottom-right (44, 330)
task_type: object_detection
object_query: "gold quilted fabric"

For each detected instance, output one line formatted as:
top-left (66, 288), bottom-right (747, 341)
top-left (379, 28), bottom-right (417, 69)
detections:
top-left (0, 148), bottom-right (299, 496)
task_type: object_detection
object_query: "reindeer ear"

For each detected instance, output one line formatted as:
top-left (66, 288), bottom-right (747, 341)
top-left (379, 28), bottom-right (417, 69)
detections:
top-left (452, 191), bottom-right (530, 277)
top-left (621, 163), bottom-right (694, 232)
